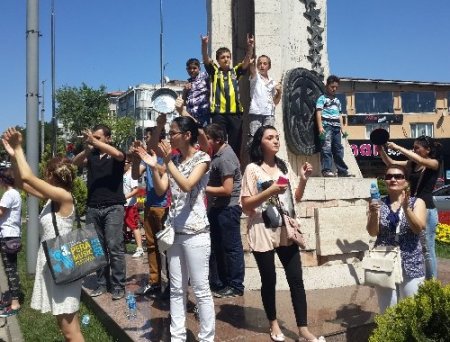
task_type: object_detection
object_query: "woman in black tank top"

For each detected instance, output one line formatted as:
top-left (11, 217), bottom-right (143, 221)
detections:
top-left (380, 136), bottom-right (442, 279)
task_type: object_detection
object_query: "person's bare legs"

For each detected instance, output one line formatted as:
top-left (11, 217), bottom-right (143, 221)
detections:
top-left (270, 319), bottom-right (283, 336)
top-left (133, 228), bottom-right (143, 250)
top-left (56, 312), bottom-right (85, 342)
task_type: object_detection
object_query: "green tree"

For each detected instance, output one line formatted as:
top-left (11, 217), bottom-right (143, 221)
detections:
top-left (56, 83), bottom-right (109, 137)
top-left (105, 115), bottom-right (136, 148)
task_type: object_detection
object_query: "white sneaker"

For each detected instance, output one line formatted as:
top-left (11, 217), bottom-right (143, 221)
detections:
top-left (132, 247), bottom-right (144, 258)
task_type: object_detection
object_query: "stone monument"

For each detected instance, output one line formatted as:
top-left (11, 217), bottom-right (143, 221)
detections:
top-left (207, 0), bottom-right (373, 290)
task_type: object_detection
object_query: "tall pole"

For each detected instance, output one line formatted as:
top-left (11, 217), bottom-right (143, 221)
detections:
top-left (26, 0), bottom-right (40, 274)
top-left (159, 0), bottom-right (164, 87)
top-left (40, 80), bottom-right (46, 157)
top-left (51, 0), bottom-right (57, 156)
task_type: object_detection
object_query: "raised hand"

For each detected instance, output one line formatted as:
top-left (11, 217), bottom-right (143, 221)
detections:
top-left (247, 33), bottom-right (255, 48)
top-left (156, 114), bottom-right (167, 127)
top-left (299, 162), bottom-right (313, 180)
top-left (1, 138), bottom-right (15, 157)
top-left (3, 127), bottom-right (23, 150)
top-left (158, 140), bottom-right (172, 164)
top-left (175, 95), bottom-right (184, 114)
top-left (81, 129), bottom-right (95, 146)
top-left (200, 33), bottom-right (209, 45)
top-left (401, 183), bottom-right (411, 210)
top-left (135, 146), bottom-right (158, 168)
top-left (386, 141), bottom-right (400, 151)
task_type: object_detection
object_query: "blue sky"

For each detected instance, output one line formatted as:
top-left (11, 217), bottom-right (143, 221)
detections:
top-left (1, 0), bottom-right (449, 131)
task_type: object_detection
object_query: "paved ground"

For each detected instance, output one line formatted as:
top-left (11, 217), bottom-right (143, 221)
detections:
top-left (82, 256), bottom-right (450, 342)
top-left (0, 259), bottom-right (23, 342)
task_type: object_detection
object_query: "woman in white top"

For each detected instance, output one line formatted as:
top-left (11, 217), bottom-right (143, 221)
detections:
top-left (2, 127), bottom-right (85, 342)
top-left (248, 55), bottom-right (282, 147)
top-left (0, 167), bottom-right (22, 317)
top-left (136, 116), bottom-right (214, 342)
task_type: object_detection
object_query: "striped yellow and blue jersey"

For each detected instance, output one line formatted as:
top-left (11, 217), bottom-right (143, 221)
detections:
top-left (205, 62), bottom-right (247, 115)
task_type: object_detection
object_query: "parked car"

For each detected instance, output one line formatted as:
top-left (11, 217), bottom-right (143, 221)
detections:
top-left (433, 185), bottom-right (450, 211)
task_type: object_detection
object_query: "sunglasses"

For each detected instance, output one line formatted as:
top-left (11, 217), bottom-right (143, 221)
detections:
top-left (384, 173), bottom-right (406, 181)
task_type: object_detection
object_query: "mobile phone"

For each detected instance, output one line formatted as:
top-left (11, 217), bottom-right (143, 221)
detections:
top-left (277, 176), bottom-right (289, 185)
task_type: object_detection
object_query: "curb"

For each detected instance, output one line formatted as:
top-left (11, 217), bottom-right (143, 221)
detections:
top-left (0, 257), bottom-right (24, 342)
top-left (80, 289), bottom-right (133, 342)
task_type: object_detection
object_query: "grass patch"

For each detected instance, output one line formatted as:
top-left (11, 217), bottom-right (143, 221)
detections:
top-left (16, 224), bottom-right (117, 341)
top-left (436, 241), bottom-right (450, 259)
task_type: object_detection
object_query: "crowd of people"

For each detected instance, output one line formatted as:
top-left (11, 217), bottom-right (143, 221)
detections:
top-left (0, 33), bottom-right (442, 342)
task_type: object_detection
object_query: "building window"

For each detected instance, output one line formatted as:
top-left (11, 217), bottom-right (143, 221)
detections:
top-left (335, 93), bottom-right (347, 114)
top-left (365, 123), bottom-right (390, 139)
top-left (355, 92), bottom-right (393, 114)
top-left (410, 123), bottom-right (433, 138)
top-left (401, 91), bottom-right (435, 113)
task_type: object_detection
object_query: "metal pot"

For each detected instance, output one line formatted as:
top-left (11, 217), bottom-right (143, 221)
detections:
top-left (151, 88), bottom-right (178, 114)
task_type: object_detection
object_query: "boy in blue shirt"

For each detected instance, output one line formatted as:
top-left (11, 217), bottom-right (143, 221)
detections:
top-left (316, 75), bottom-right (352, 177)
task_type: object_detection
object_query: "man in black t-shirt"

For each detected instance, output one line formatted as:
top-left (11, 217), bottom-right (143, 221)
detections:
top-left (73, 124), bottom-right (127, 300)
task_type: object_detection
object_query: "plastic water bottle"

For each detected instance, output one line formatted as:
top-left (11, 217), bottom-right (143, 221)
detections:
top-left (81, 314), bottom-right (90, 328)
top-left (370, 182), bottom-right (381, 203)
top-left (126, 292), bottom-right (137, 320)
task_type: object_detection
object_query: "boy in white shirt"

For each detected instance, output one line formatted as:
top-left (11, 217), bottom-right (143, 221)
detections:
top-left (248, 55), bottom-right (282, 147)
top-left (123, 154), bottom-right (144, 258)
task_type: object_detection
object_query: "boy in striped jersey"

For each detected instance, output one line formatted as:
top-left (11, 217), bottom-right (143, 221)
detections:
top-left (201, 33), bottom-right (254, 158)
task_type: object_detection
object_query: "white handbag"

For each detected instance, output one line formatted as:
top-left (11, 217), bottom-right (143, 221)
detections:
top-left (155, 225), bottom-right (174, 253)
top-left (362, 208), bottom-right (404, 290)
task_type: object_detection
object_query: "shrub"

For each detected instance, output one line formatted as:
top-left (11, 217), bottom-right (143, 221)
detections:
top-left (370, 280), bottom-right (450, 341)
top-left (72, 176), bottom-right (87, 216)
top-left (436, 223), bottom-right (450, 244)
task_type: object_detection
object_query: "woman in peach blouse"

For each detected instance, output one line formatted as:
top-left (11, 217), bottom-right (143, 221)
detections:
top-left (241, 125), bottom-right (325, 342)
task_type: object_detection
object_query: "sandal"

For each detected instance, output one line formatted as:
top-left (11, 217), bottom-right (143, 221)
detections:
top-left (270, 329), bottom-right (285, 342)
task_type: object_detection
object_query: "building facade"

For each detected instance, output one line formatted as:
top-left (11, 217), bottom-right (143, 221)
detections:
top-left (338, 77), bottom-right (450, 182)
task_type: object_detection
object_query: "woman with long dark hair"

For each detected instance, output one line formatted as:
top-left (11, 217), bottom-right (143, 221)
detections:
top-left (241, 125), bottom-right (324, 342)
top-left (136, 116), bottom-right (214, 342)
top-left (380, 135), bottom-right (441, 279)
top-left (2, 128), bottom-right (84, 341)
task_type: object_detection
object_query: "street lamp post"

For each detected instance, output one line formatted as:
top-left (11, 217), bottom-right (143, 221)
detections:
top-left (159, 0), bottom-right (164, 88)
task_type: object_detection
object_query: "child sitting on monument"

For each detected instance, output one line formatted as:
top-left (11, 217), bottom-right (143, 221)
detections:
top-left (248, 54), bottom-right (282, 147)
top-left (201, 33), bottom-right (254, 158)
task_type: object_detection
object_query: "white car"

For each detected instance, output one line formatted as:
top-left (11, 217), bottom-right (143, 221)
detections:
top-left (433, 185), bottom-right (450, 211)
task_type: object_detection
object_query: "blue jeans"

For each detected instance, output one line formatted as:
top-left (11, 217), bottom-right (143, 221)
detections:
top-left (208, 205), bottom-right (245, 292)
top-left (320, 125), bottom-right (348, 175)
top-left (421, 208), bottom-right (438, 279)
top-left (86, 205), bottom-right (126, 290)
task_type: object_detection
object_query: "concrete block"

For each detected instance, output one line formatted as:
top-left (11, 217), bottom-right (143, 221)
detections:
top-left (244, 261), bottom-right (365, 290)
top-left (300, 250), bottom-right (318, 267)
top-left (255, 1), bottom-right (281, 14)
top-left (302, 178), bottom-right (326, 201)
top-left (315, 205), bottom-right (371, 256)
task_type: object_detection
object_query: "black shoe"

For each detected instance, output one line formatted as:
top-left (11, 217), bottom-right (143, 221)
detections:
top-left (338, 172), bottom-right (355, 177)
top-left (136, 283), bottom-right (161, 297)
top-left (111, 288), bottom-right (125, 300)
top-left (90, 286), bottom-right (107, 297)
top-left (213, 286), bottom-right (243, 298)
top-left (159, 285), bottom-right (170, 300)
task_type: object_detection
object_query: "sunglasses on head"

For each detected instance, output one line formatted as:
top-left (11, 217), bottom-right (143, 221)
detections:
top-left (384, 173), bottom-right (405, 181)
